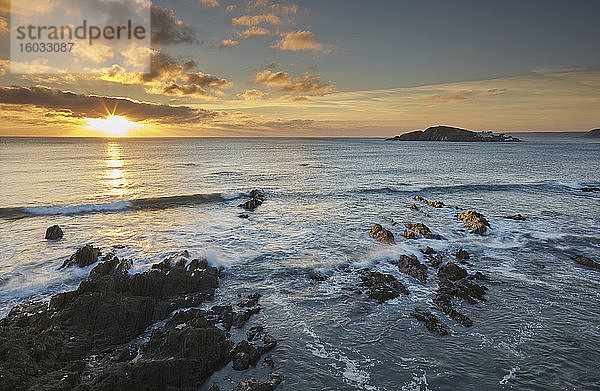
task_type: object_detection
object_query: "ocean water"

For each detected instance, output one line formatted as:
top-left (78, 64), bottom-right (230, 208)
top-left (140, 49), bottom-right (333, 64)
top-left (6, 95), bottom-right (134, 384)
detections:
top-left (0, 137), bottom-right (599, 390)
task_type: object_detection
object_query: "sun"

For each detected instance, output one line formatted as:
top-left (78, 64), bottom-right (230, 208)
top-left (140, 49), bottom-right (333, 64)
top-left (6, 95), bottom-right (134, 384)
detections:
top-left (86, 115), bottom-right (142, 137)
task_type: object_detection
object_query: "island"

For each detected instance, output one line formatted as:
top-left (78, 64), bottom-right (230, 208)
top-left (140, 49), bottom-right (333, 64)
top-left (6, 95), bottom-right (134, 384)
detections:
top-left (387, 125), bottom-right (520, 142)
top-left (583, 128), bottom-right (600, 138)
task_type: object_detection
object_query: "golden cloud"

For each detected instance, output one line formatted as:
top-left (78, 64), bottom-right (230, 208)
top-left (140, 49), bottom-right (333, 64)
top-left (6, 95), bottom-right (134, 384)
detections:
top-left (238, 89), bottom-right (266, 101)
top-left (231, 14), bottom-right (281, 26)
top-left (271, 30), bottom-right (332, 53)
top-left (253, 70), bottom-right (335, 96)
top-left (219, 39), bottom-right (239, 49)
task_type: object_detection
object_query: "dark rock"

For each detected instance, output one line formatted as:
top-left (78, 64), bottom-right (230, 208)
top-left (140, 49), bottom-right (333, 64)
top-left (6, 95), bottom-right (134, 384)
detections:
top-left (45, 225), bottom-right (63, 240)
top-left (404, 222), bottom-right (441, 240)
top-left (358, 269), bottom-right (408, 303)
top-left (421, 246), bottom-right (436, 255)
top-left (238, 293), bottom-right (262, 308)
top-left (308, 270), bottom-right (328, 281)
top-left (234, 376), bottom-right (280, 391)
top-left (387, 125), bottom-right (519, 142)
top-left (0, 252), bottom-right (229, 391)
top-left (410, 308), bottom-right (448, 335)
top-left (428, 253), bottom-right (443, 268)
top-left (583, 128), bottom-right (600, 138)
top-left (59, 244), bottom-right (101, 269)
top-left (456, 249), bottom-right (470, 260)
top-left (232, 293), bottom-right (262, 328)
top-left (502, 214), bottom-right (526, 221)
top-left (239, 198), bottom-right (263, 210)
top-left (369, 224), bottom-right (395, 245)
top-left (414, 195), bottom-right (444, 208)
top-left (208, 385), bottom-right (221, 391)
top-left (433, 263), bottom-right (488, 327)
top-left (239, 214), bottom-right (250, 218)
top-left (264, 356), bottom-right (275, 368)
top-left (391, 254), bottom-right (428, 283)
top-left (231, 328), bottom-right (277, 371)
top-left (572, 255), bottom-right (600, 270)
top-left (456, 210), bottom-right (490, 235)
top-left (248, 189), bottom-right (265, 200)
top-left (410, 203), bottom-right (420, 211)
top-left (581, 187), bottom-right (600, 192)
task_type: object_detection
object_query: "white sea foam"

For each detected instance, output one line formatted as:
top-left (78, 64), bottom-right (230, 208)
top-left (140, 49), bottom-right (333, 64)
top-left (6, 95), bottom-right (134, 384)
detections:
top-left (23, 200), bottom-right (133, 216)
top-left (499, 366), bottom-right (520, 385)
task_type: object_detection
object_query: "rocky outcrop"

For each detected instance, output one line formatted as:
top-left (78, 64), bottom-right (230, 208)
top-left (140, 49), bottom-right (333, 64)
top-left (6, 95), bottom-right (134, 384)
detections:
top-left (410, 308), bottom-right (448, 335)
top-left (456, 249), bottom-right (470, 260)
top-left (234, 374), bottom-right (282, 391)
top-left (0, 252), bottom-right (272, 391)
top-left (391, 254), bottom-right (428, 283)
top-left (433, 263), bottom-right (487, 327)
top-left (58, 244), bottom-right (102, 269)
top-left (571, 255), bottom-right (600, 270)
top-left (581, 187), bottom-right (600, 192)
top-left (414, 195), bottom-right (444, 208)
top-left (502, 214), bottom-right (526, 221)
top-left (239, 189), bottom-right (265, 210)
top-left (45, 224), bottom-right (63, 240)
top-left (231, 326), bottom-right (277, 371)
top-left (369, 224), bottom-right (395, 244)
top-left (583, 128), bottom-right (600, 138)
top-left (456, 210), bottom-right (490, 235)
top-left (403, 222), bottom-right (441, 240)
top-left (358, 269), bottom-right (408, 303)
top-left (387, 126), bottom-right (519, 142)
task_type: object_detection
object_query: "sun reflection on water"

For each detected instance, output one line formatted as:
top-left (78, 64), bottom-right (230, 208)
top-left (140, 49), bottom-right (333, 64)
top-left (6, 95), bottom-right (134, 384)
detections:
top-left (104, 143), bottom-right (128, 197)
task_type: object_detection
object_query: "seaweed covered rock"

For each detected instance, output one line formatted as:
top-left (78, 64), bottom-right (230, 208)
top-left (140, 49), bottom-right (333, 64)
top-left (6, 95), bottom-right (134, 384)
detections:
top-left (391, 254), bottom-right (428, 283)
top-left (369, 223), bottom-right (395, 245)
top-left (572, 255), bottom-right (600, 270)
top-left (404, 222), bottom-right (441, 240)
top-left (456, 210), bottom-right (490, 235)
top-left (414, 195), bottom-right (444, 208)
top-left (502, 214), bottom-right (526, 221)
top-left (456, 249), bottom-right (470, 260)
top-left (358, 269), bottom-right (408, 303)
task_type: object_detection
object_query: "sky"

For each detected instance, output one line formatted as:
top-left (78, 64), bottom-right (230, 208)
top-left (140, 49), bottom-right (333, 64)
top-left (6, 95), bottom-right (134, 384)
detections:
top-left (0, 0), bottom-right (599, 137)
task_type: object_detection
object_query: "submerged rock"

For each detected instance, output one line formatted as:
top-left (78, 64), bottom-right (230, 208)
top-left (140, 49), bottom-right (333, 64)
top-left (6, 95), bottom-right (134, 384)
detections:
top-left (581, 187), bottom-right (600, 192)
top-left (308, 270), bottom-right (328, 281)
top-left (502, 214), bottom-right (526, 221)
top-left (369, 224), bottom-right (395, 245)
top-left (571, 255), bottom-right (600, 270)
top-left (456, 210), bottom-right (490, 235)
top-left (45, 224), bottom-right (63, 240)
top-left (391, 254), bottom-right (428, 283)
top-left (239, 189), bottom-right (265, 210)
top-left (410, 308), bottom-right (448, 336)
top-left (58, 244), bottom-right (101, 269)
top-left (234, 374), bottom-right (282, 391)
top-left (358, 269), bottom-right (408, 303)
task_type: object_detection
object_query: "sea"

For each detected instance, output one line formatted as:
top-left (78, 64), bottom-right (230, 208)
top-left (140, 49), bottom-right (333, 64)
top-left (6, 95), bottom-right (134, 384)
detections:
top-left (1, 137), bottom-right (599, 390)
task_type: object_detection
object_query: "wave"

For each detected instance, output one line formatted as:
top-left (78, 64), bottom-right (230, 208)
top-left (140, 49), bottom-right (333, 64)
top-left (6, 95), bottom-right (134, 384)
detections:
top-left (358, 181), bottom-right (599, 195)
top-left (0, 192), bottom-right (244, 219)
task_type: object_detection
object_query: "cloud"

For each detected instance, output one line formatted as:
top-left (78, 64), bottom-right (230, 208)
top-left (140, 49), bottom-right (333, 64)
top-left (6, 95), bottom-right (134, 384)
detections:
top-left (72, 43), bottom-right (115, 64)
top-left (219, 39), bottom-right (239, 49)
top-left (238, 89), bottom-right (265, 101)
top-left (271, 30), bottom-right (332, 53)
top-left (238, 26), bottom-right (271, 39)
top-left (246, 1), bottom-right (297, 16)
top-left (231, 14), bottom-right (281, 26)
top-left (200, 0), bottom-right (220, 8)
top-left (0, 86), bottom-right (218, 124)
top-left (424, 88), bottom-right (508, 103)
top-left (282, 95), bottom-right (309, 102)
top-left (253, 70), bottom-right (335, 96)
top-left (226, 5), bottom-right (236, 12)
top-left (101, 52), bottom-right (229, 98)
top-left (151, 5), bottom-right (198, 44)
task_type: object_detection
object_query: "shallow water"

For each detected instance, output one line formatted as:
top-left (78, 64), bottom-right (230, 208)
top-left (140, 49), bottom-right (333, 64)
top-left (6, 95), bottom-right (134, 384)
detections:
top-left (1, 137), bottom-right (599, 390)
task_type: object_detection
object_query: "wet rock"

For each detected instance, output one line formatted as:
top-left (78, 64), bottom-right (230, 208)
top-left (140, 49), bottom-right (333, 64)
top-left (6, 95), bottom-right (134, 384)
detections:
top-left (456, 210), bottom-right (490, 235)
top-left (384, 217), bottom-right (398, 226)
top-left (264, 356), bottom-right (275, 368)
top-left (434, 263), bottom-right (487, 327)
top-left (410, 308), bottom-right (448, 335)
top-left (414, 195), bottom-right (444, 208)
top-left (239, 189), bottom-right (265, 210)
top-left (581, 187), bottom-right (600, 192)
top-left (369, 224), bottom-right (395, 245)
top-left (391, 254), bottom-right (428, 283)
top-left (421, 246), bottom-right (436, 255)
top-left (572, 255), bottom-right (600, 270)
top-left (456, 249), bottom-right (470, 260)
top-left (231, 327), bottom-right (277, 371)
top-left (234, 375), bottom-right (281, 391)
top-left (239, 214), bottom-right (250, 218)
top-left (308, 270), bottom-right (328, 281)
top-left (208, 385), bottom-right (221, 391)
top-left (232, 293), bottom-right (262, 328)
top-left (502, 213), bottom-right (526, 221)
top-left (58, 244), bottom-right (102, 269)
top-left (428, 253), bottom-right (443, 268)
top-left (358, 269), bottom-right (408, 303)
top-left (45, 224), bottom-right (63, 240)
top-left (404, 222), bottom-right (441, 240)
top-left (410, 203), bottom-right (420, 211)
top-left (0, 252), bottom-right (227, 390)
